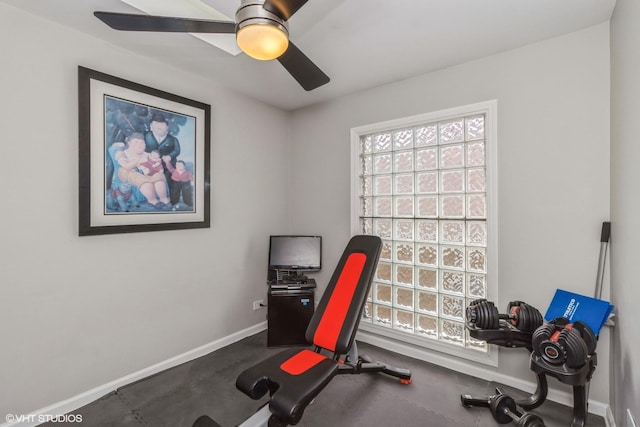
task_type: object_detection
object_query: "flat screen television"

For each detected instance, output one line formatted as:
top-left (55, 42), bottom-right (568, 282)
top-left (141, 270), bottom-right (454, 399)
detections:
top-left (268, 235), bottom-right (322, 272)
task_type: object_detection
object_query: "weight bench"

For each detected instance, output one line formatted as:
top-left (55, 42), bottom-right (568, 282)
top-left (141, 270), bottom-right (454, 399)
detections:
top-left (234, 235), bottom-right (411, 426)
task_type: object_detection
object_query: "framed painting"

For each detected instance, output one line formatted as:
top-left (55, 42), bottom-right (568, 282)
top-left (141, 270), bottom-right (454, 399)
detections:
top-left (78, 66), bottom-right (210, 236)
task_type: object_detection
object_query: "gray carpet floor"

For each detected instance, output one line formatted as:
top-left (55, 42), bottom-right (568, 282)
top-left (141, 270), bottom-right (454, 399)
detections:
top-left (41, 331), bottom-right (606, 426)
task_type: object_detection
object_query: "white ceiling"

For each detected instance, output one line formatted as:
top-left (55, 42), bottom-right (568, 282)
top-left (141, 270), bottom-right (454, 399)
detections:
top-left (1, 0), bottom-right (616, 110)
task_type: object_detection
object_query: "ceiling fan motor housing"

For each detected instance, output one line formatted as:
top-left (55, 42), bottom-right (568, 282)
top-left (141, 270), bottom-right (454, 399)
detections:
top-left (236, 0), bottom-right (289, 36)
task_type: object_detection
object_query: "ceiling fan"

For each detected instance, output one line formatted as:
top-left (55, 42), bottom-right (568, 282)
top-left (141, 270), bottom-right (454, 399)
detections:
top-left (94, 0), bottom-right (330, 91)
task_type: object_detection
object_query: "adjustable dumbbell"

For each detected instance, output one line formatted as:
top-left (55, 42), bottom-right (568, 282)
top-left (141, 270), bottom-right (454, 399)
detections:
top-left (466, 299), bottom-right (543, 332)
top-left (506, 301), bottom-right (544, 333)
top-left (489, 392), bottom-right (546, 426)
top-left (532, 318), bottom-right (597, 368)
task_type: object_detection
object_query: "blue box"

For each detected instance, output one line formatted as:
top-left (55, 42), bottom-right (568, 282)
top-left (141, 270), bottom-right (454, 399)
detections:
top-left (544, 289), bottom-right (614, 336)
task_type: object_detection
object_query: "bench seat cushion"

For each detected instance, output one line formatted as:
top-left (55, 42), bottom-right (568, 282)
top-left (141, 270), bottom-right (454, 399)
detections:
top-left (236, 347), bottom-right (339, 425)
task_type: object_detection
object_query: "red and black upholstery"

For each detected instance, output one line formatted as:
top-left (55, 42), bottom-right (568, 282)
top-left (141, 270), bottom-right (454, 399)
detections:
top-left (236, 235), bottom-right (410, 426)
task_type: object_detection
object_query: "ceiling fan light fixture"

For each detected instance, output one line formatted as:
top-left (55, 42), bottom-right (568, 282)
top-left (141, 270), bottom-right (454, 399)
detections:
top-left (237, 22), bottom-right (289, 60)
top-left (95, 0), bottom-right (330, 91)
top-left (235, 0), bottom-right (290, 61)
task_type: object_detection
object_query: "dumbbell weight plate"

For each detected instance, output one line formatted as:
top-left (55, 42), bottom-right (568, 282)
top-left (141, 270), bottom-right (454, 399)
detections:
top-left (517, 412), bottom-right (545, 427)
top-left (489, 394), bottom-right (518, 424)
top-left (559, 327), bottom-right (588, 369)
top-left (507, 301), bottom-right (544, 332)
top-left (572, 321), bottom-right (597, 355)
top-left (521, 304), bottom-right (544, 333)
top-left (532, 323), bottom-right (556, 358)
top-left (480, 301), bottom-right (500, 329)
top-left (467, 300), bottom-right (499, 329)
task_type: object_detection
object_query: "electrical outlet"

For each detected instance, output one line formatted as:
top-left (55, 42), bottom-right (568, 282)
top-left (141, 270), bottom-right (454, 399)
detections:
top-left (253, 299), bottom-right (264, 311)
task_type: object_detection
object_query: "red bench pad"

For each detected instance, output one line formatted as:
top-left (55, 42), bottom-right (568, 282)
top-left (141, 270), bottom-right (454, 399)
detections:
top-left (236, 347), bottom-right (339, 424)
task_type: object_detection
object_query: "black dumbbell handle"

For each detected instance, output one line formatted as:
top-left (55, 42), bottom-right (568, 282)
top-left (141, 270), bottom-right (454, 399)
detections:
top-left (460, 394), bottom-right (490, 408)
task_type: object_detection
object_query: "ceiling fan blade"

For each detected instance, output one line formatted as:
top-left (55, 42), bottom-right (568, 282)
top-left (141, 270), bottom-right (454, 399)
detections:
top-left (263, 0), bottom-right (309, 21)
top-left (94, 11), bottom-right (235, 33)
top-left (277, 41), bottom-right (329, 91)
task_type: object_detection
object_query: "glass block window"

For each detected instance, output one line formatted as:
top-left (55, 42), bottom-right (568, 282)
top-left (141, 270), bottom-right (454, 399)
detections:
top-left (354, 102), bottom-right (496, 358)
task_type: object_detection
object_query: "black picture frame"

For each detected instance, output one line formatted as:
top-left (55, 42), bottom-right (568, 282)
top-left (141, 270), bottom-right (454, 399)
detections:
top-left (78, 66), bottom-right (211, 236)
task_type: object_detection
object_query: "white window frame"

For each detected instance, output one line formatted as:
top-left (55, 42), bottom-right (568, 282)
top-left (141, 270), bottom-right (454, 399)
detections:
top-left (350, 100), bottom-right (499, 366)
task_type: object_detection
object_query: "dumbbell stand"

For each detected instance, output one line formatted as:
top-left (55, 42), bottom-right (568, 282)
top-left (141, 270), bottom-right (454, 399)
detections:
top-left (461, 371), bottom-right (548, 411)
top-left (529, 353), bottom-right (597, 427)
top-left (467, 322), bottom-right (536, 352)
top-left (462, 323), bottom-right (548, 411)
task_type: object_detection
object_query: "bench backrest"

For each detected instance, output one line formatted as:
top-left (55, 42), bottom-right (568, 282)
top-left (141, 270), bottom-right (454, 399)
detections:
top-left (305, 235), bottom-right (382, 355)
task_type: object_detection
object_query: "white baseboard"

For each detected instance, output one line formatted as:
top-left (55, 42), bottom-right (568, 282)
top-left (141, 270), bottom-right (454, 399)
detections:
top-left (605, 405), bottom-right (616, 427)
top-left (1, 322), bottom-right (267, 427)
top-left (356, 329), bottom-right (611, 420)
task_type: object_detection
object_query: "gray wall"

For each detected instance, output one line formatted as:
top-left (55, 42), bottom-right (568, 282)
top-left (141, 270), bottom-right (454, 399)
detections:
top-left (610, 0), bottom-right (640, 425)
top-left (0, 4), bottom-right (290, 417)
top-left (289, 23), bottom-right (611, 405)
top-left (2, 1), bottom-right (632, 423)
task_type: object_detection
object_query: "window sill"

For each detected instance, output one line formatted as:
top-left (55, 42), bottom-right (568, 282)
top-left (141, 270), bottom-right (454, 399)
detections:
top-left (357, 321), bottom-right (498, 368)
